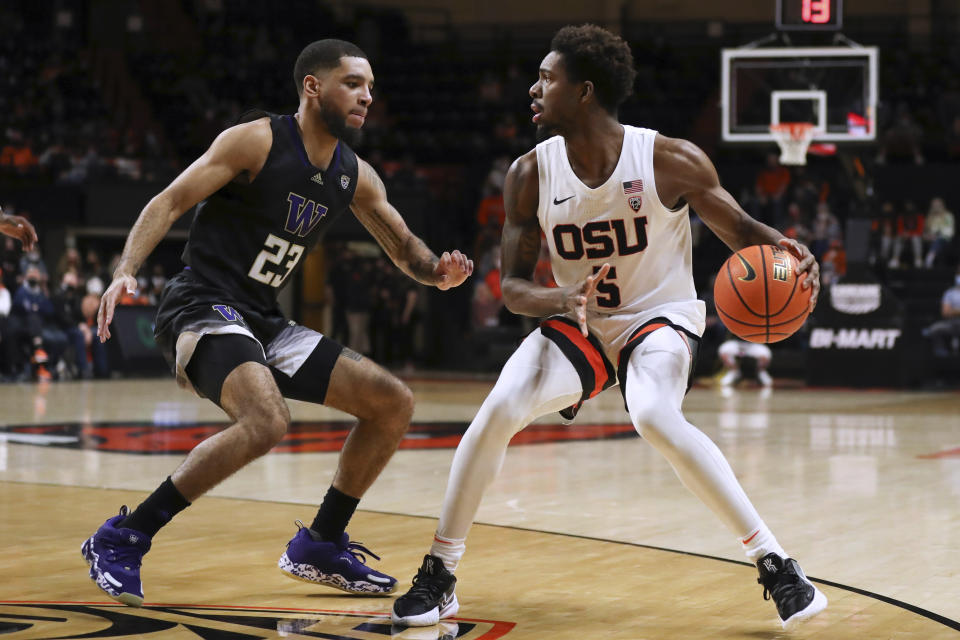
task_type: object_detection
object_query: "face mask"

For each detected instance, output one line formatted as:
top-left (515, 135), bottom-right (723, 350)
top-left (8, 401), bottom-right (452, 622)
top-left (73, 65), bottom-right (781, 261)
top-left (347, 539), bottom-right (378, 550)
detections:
top-left (152, 276), bottom-right (165, 288)
top-left (26, 278), bottom-right (39, 288)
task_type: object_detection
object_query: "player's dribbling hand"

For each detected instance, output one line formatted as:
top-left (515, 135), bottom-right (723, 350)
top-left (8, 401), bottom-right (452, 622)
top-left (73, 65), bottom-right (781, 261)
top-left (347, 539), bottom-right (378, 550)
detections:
top-left (778, 238), bottom-right (820, 312)
top-left (97, 274), bottom-right (138, 343)
top-left (572, 263), bottom-right (610, 337)
top-left (434, 250), bottom-right (474, 290)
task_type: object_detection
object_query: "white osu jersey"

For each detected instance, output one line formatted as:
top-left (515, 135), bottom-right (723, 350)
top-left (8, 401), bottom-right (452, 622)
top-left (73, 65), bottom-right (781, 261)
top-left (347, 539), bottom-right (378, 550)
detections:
top-left (535, 126), bottom-right (705, 349)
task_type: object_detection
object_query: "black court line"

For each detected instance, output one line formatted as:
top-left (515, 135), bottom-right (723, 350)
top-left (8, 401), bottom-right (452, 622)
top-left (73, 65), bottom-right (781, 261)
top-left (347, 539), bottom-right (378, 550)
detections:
top-left (5, 480), bottom-right (958, 632)
top-left (365, 508), bottom-right (960, 633)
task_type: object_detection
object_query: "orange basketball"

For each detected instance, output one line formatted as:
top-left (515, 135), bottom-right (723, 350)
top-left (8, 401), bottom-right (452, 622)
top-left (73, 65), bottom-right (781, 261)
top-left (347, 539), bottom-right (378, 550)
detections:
top-left (713, 244), bottom-right (812, 343)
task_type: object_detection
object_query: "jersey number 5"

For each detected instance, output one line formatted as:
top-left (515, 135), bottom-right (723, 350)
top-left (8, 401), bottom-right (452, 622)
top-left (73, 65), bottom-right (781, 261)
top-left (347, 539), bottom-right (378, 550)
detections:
top-left (248, 233), bottom-right (305, 287)
top-left (593, 265), bottom-right (620, 308)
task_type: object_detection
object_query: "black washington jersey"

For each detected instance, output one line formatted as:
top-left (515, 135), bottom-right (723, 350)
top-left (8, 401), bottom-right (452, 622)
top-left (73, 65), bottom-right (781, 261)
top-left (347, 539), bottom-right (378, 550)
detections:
top-left (181, 112), bottom-right (358, 312)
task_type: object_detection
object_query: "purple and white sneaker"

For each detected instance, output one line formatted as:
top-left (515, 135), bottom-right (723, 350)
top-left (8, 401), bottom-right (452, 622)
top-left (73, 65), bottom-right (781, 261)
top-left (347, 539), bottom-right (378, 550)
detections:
top-left (279, 522), bottom-right (396, 595)
top-left (81, 506), bottom-right (152, 607)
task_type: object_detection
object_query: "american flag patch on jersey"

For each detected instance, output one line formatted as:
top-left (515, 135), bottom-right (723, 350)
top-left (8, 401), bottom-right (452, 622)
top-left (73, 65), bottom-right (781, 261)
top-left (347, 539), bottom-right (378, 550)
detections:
top-left (623, 180), bottom-right (643, 194)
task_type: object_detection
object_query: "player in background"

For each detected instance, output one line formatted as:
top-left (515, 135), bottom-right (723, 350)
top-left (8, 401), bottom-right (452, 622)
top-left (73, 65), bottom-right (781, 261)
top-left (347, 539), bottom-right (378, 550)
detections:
top-left (719, 338), bottom-right (774, 388)
top-left (392, 24), bottom-right (823, 631)
top-left (83, 39), bottom-right (473, 607)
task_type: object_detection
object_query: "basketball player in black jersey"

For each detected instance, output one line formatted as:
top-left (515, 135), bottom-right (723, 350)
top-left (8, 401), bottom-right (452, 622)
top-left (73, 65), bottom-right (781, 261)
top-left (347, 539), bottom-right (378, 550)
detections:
top-left (81, 39), bottom-right (473, 607)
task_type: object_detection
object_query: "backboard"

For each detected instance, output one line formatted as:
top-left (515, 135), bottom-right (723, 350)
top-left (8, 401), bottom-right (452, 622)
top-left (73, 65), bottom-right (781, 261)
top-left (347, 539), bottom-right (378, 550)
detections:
top-left (721, 46), bottom-right (878, 143)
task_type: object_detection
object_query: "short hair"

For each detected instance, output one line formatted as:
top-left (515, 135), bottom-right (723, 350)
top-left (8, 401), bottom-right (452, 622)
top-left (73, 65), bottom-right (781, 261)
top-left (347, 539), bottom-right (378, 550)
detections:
top-left (549, 24), bottom-right (636, 113)
top-left (293, 39), bottom-right (367, 96)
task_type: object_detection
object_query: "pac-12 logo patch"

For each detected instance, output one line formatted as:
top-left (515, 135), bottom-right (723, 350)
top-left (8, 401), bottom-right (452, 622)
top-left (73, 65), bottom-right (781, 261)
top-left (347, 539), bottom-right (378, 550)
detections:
top-left (212, 304), bottom-right (242, 321)
top-left (340, 174), bottom-right (350, 189)
top-left (628, 196), bottom-right (642, 211)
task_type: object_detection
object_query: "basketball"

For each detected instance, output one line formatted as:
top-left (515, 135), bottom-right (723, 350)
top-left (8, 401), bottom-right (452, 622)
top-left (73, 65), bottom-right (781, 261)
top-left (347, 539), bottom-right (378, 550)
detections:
top-left (713, 244), bottom-right (812, 343)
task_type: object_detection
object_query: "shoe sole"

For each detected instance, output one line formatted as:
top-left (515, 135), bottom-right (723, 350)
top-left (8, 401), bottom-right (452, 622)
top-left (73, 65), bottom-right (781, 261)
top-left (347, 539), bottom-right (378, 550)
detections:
top-left (391, 593), bottom-right (459, 627)
top-left (279, 553), bottom-right (397, 595)
top-left (80, 537), bottom-right (144, 607)
top-left (782, 587), bottom-right (827, 630)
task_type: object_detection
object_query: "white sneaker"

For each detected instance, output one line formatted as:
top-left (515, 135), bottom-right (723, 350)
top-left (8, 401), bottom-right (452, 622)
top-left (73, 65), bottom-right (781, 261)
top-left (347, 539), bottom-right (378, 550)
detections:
top-left (721, 370), bottom-right (740, 387)
top-left (757, 370), bottom-right (773, 387)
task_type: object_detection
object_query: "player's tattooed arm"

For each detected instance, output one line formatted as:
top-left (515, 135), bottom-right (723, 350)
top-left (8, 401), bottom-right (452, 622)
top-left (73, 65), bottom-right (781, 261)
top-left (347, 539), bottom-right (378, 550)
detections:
top-left (351, 158), bottom-right (472, 289)
top-left (501, 152), bottom-right (607, 333)
top-left (655, 134), bottom-right (819, 307)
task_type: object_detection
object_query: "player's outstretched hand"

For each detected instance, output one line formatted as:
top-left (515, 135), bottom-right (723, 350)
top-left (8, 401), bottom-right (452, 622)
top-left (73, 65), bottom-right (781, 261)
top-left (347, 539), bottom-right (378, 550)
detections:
top-left (0, 213), bottom-right (38, 252)
top-left (572, 263), bottom-right (610, 337)
top-left (434, 250), bottom-right (474, 290)
top-left (97, 274), bottom-right (138, 343)
top-left (778, 237), bottom-right (820, 312)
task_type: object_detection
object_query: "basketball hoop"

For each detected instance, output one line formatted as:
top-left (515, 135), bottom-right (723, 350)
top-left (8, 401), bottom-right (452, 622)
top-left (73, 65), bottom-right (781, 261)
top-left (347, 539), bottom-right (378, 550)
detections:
top-left (769, 122), bottom-right (817, 166)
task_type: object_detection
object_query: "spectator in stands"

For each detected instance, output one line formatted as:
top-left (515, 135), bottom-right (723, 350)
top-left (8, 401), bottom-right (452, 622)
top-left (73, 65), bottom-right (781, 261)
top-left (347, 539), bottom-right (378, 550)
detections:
top-left (83, 249), bottom-right (107, 296)
top-left (53, 270), bottom-right (106, 378)
top-left (18, 243), bottom-right (48, 284)
top-left (810, 202), bottom-right (841, 260)
top-left (754, 153), bottom-right (791, 226)
top-left (922, 264), bottom-right (960, 357)
top-left (924, 197), bottom-right (955, 268)
top-left (146, 264), bottom-right (167, 305)
top-left (471, 277), bottom-right (501, 329)
top-left (872, 201), bottom-right (896, 267)
top-left (370, 257), bottom-right (399, 366)
top-left (393, 276), bottom-right (420, 373)
top-left (9, 265), bottom-right (66, 381)
top-left (471, 247), bottom-right (509, 330)
top-left (820, 238), bottom-right (847, 287)
top-left (326, 243), bottom-right (352, 348)
top-left (890, 200), bottom-right (925, 268)
top-left (343, 256), bottom-right (373, 356)
top-left (788, 168), bottom-right (822, 221)
top-left (781, 202), bottom-right (812, 246)
top-left (55, 247), bottom-right (82, 284)
top-left (81, 290), bottom-right (109, 378)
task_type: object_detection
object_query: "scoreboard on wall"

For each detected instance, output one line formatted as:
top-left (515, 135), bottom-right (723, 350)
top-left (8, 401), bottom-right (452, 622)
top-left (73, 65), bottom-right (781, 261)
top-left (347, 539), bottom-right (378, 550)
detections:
top-left (776, 0), bottom-right (843, 30)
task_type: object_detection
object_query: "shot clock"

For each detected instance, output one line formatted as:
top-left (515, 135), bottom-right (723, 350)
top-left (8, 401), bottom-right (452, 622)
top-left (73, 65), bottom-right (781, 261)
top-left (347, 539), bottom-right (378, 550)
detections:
top-left (776, 0), bottom-right (843, 30)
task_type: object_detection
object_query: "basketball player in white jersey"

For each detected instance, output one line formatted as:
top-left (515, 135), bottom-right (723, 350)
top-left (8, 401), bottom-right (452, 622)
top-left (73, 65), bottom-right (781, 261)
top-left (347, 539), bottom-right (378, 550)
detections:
top-left (393, 24), bottom-right (825, 631)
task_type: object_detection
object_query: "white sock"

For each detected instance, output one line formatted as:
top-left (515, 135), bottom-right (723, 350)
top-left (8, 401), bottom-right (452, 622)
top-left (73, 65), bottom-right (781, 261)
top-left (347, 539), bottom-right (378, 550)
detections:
top-left (429, 533), bottom-right (466, 572)
top-left (740, 522), bottom-right (787, 563)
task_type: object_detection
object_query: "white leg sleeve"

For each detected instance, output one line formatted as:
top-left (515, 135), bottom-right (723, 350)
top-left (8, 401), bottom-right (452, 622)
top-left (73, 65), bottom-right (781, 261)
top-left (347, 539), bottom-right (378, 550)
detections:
top-left (623, 328), bottom-right (764, 538)
top-left (435, 331), bottom-right (583, 546)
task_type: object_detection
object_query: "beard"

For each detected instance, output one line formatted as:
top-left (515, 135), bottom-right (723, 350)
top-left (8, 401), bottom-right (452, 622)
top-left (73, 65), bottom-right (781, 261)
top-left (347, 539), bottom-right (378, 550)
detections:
top-left (320, 99), bottom-right (364, 147)
top-left (535, 121), bottom-right (561, 142)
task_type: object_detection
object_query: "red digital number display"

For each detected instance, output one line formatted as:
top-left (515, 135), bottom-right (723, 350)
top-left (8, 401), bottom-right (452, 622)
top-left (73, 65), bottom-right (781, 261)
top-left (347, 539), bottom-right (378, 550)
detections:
top-left (802, 0), bottom-right (830, 23)
top-left (777, 0), bottom-right (842, 30)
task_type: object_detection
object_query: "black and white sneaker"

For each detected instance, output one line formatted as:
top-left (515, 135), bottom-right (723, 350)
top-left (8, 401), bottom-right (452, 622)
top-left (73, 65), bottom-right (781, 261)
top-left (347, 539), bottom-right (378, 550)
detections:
top-left (391, 555), bottom-right (458, 627)
top-left (756, 553), bottom-right (828, 629)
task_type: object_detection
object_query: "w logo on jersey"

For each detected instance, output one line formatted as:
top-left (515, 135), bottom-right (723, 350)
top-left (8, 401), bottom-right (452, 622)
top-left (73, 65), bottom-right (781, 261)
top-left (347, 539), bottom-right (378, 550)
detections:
top-left (212, 305), bottom-right (243, 322)
top-left (284, 192), bottom-right (329, 237)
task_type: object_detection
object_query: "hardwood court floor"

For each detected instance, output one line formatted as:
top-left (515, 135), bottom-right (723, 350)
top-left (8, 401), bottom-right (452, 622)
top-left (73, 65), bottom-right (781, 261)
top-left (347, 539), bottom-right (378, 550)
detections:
top-left (1, 377), bottom-right (959, 638)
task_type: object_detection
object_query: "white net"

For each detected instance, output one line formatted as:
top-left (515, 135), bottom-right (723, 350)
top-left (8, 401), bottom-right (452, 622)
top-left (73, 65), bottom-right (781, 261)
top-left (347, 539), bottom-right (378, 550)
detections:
top-left (769, 122), bottom-right (816, 166)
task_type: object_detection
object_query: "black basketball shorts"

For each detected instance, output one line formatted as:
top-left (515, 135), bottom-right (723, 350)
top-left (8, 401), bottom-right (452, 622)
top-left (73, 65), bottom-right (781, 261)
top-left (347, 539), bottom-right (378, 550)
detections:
top-left (154, 269), bottom-right (343, 406)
